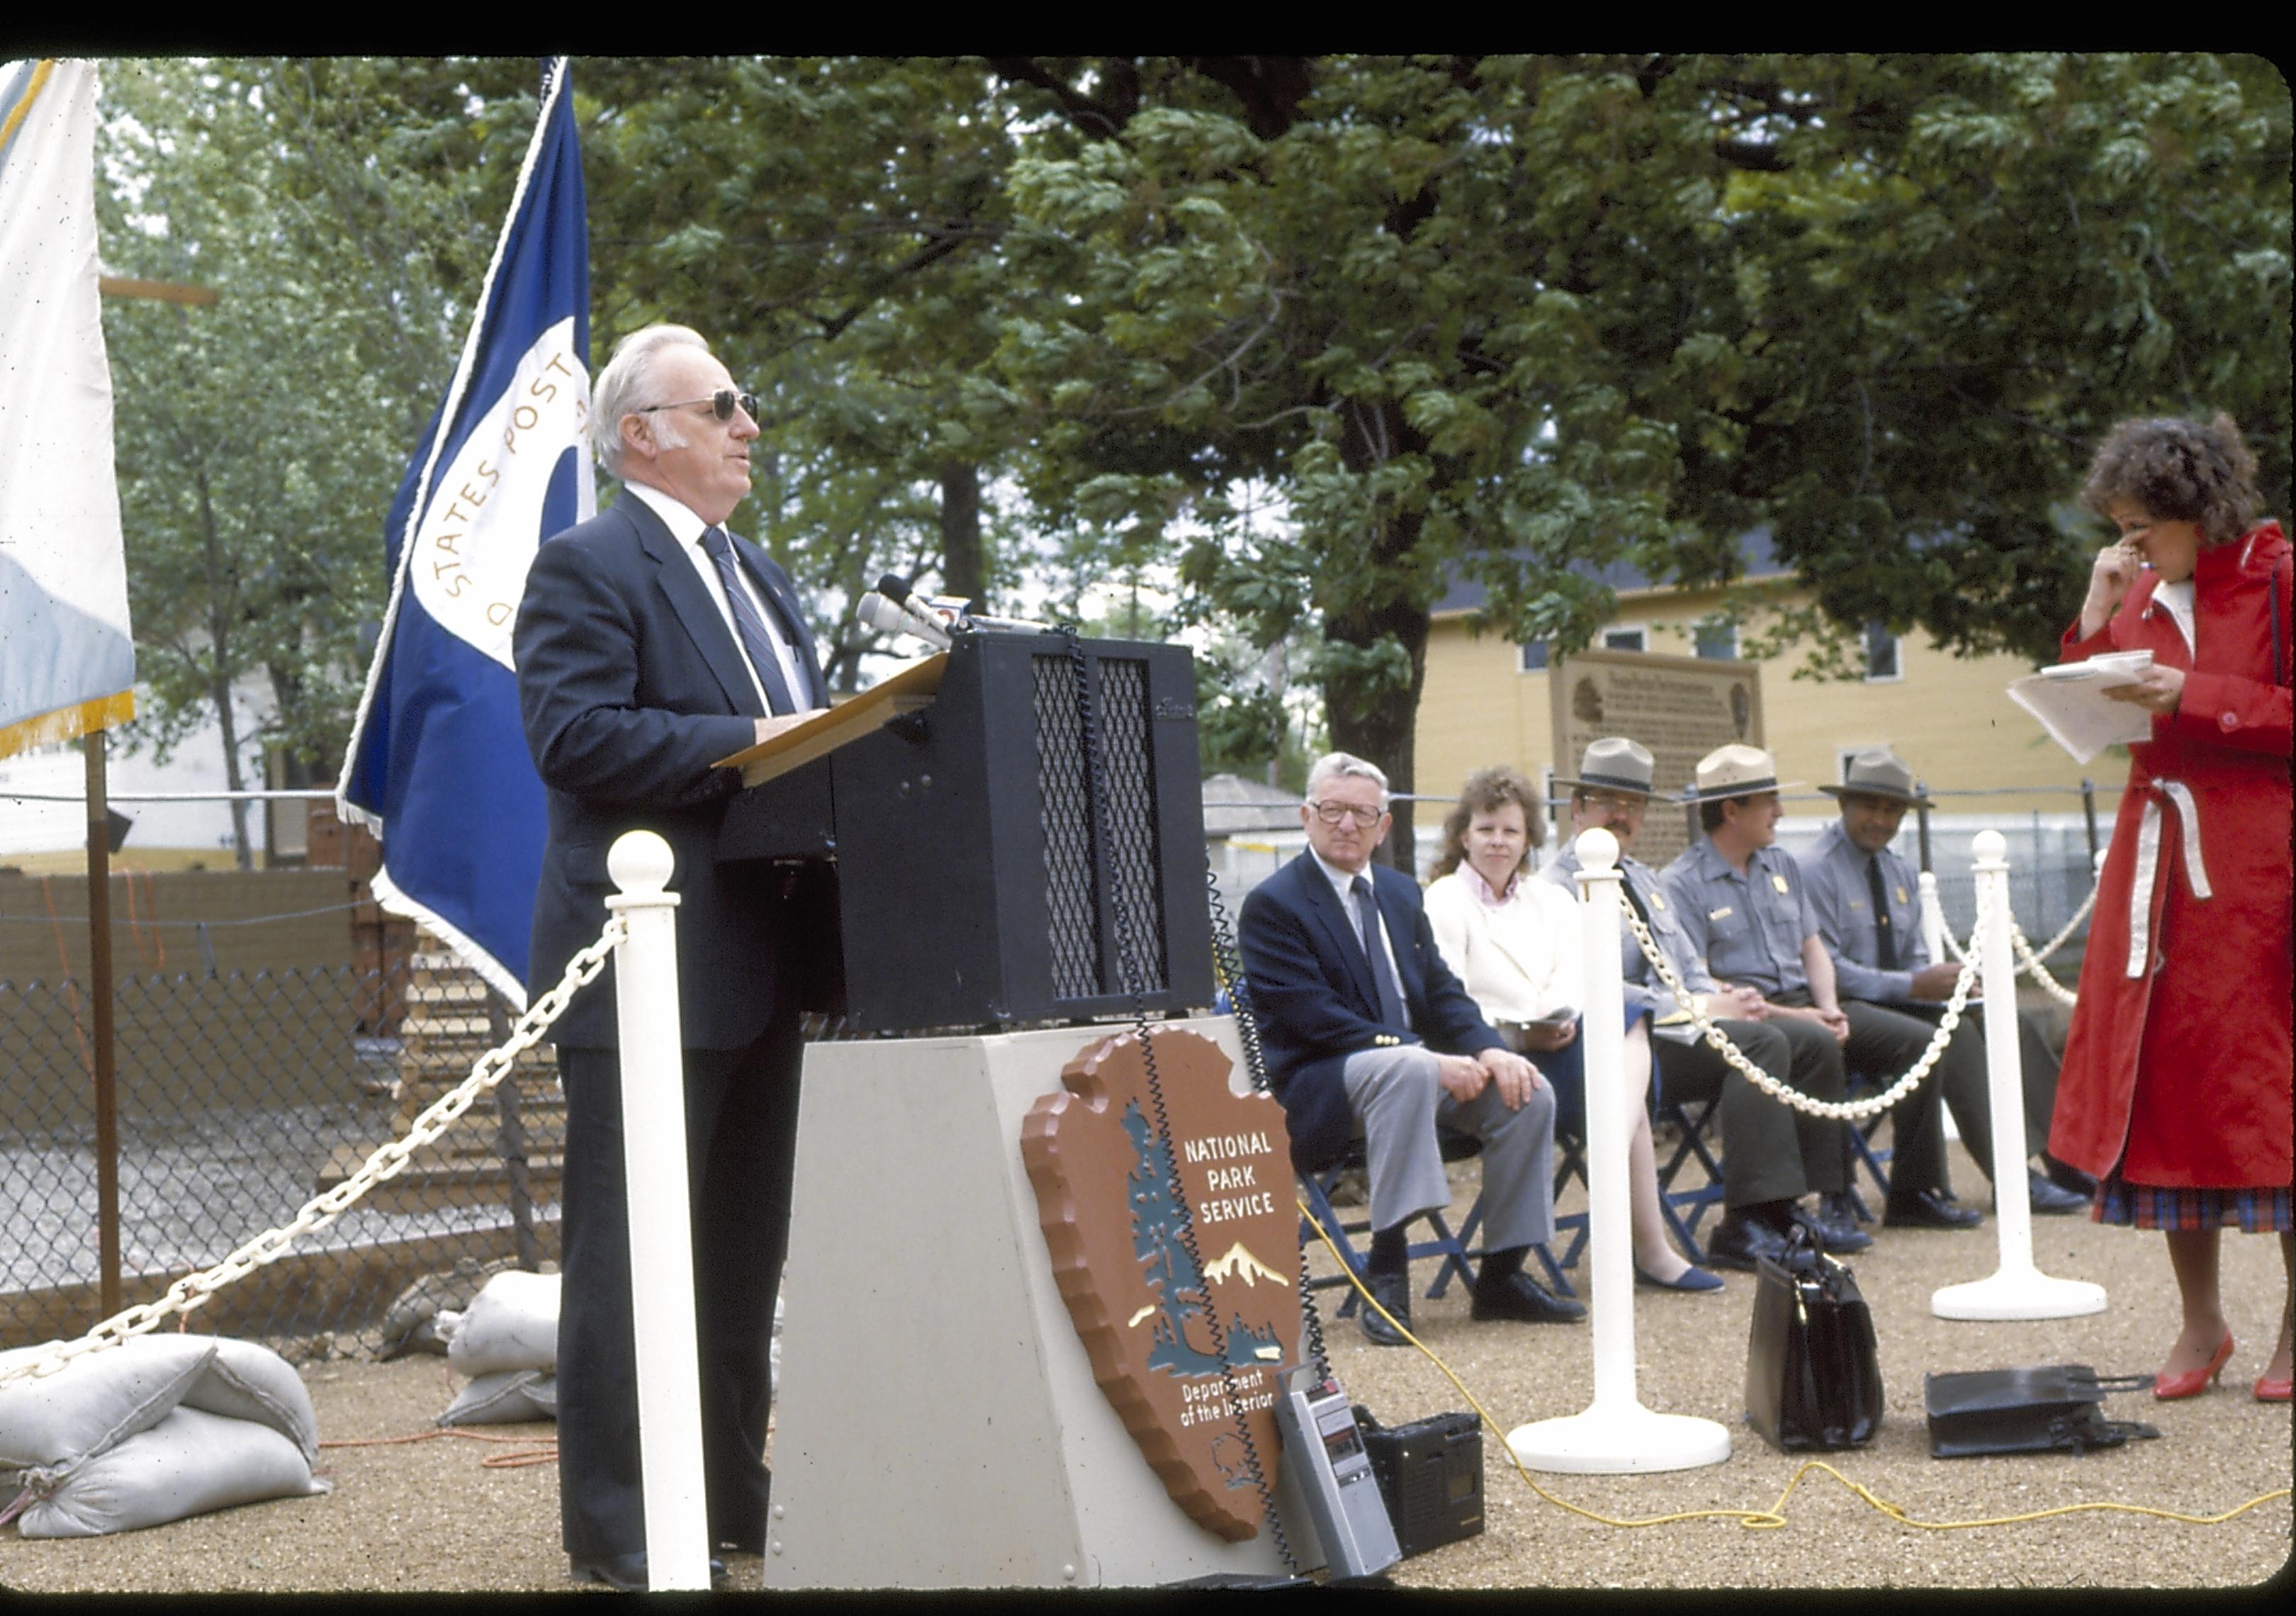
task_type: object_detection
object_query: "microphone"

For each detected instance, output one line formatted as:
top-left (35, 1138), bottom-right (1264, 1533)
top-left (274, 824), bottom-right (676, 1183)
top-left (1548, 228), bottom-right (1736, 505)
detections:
top-left (875, 574), bottom-right (956, 633)
top-left (855, 590), bottom-right (952, 650)
top-left (879, 573), bottom-right (1059, 638)
top-left (952, 610), bottom-right (1057, 634)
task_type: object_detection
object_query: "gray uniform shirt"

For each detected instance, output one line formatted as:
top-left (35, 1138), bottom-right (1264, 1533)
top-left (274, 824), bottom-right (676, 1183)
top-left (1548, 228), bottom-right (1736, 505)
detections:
top-left (1797, 819), bottom-right (1929, 1003)
top-left (1659, 838), bottom-right (1818, 998)
top-left (1541, 841), bottom-right (1717, 1023)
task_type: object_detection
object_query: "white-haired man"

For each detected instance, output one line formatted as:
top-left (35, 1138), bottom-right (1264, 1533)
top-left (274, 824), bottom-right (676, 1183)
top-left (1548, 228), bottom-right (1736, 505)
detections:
top-left (515, 324), bottom-right (829, 1589)
top-left (1238, 752), bottom-right (1584, 1346)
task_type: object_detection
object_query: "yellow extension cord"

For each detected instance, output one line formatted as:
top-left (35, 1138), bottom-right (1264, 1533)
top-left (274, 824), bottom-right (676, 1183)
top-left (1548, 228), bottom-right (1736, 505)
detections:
top-left (1297, 1199), bottom-right (2291, 1534)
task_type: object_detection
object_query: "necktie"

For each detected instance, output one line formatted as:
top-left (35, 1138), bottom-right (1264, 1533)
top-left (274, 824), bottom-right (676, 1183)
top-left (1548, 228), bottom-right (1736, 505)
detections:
top-left (1867, 855), bottom-right (1899, 970)
top-left (699, 527), bottom-right (800, 717)
top-left (1618, 869), bottom-right (1653, 928)
top-left (1351, 876), bottom-right (1409, 1030)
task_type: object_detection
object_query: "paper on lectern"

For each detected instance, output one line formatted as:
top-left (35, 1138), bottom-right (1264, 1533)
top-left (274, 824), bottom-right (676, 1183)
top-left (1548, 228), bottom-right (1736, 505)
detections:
top-left (2007, 650), bottom-right (2154, 764)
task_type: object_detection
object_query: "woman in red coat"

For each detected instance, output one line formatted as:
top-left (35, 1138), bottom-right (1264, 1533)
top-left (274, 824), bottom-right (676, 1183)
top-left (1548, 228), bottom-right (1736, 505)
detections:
top-left (2049, 413), bottom-right (2292, 1405)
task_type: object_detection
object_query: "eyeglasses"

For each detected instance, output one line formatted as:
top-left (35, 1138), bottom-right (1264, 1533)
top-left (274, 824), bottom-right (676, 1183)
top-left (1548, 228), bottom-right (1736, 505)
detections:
top-left (636, 388), bottom-right (758, 423)
top-left (1308, 800), bottom-right (1385, 827)
top-left (1583, 791), bottom-right (1648, 817)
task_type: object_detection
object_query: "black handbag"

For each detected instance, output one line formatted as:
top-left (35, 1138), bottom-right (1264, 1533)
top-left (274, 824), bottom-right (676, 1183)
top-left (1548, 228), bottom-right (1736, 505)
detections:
top-left (1924, 1364), bottom-right (2159, 1458)
top-left (1744, 1228), bottom-right (1883, 1452)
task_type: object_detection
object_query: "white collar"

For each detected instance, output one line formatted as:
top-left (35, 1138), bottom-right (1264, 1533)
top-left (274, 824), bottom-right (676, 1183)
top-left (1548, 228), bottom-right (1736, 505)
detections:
top-left (1310, 848), bottom-right (1373, 902)
top-left (622, 481), bottom-right (710, 549)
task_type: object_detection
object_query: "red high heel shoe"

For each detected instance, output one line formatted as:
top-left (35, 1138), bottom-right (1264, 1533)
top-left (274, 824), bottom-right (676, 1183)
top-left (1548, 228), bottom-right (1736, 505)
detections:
top-left (2255, 1371), bottom-right (2292, 1403)
top-left (2154, 1332), bottom-right (2234, 1400)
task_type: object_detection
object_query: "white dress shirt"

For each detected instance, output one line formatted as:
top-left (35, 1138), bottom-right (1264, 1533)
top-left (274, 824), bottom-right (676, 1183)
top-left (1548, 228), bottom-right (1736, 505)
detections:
top-left (623, 482), bottom-right (821, 714)
top-left (1310, 848), bottom-right (1413, 1031)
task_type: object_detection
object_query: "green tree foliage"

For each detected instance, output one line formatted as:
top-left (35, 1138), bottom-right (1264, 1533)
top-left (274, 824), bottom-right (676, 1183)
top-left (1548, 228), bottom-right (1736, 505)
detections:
top-left (974, 54), bottom-right (2289, 855)
top-left (94, 57), bottom-right (533, 863)
top-left (89, 55), bottom-right (2290, 869)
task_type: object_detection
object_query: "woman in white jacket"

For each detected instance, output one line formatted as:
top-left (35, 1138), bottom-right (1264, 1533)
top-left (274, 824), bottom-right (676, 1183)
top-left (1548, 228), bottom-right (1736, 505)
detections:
top-left (1424, 767), bottom-right (1719, 1291)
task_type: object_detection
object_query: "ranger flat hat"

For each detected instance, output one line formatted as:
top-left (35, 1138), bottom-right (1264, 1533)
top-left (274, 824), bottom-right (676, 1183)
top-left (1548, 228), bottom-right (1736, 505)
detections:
top-left (1817, 747), bottom-right (1932, 808)
top-left (1552, 736), bottom-right (1663, 799)
top-left (1678, 743), bottom-right (1803, 803)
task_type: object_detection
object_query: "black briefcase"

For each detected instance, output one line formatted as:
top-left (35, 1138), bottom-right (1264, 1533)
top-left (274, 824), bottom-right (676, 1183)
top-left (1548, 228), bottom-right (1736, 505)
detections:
top-left (1924, 1364), bottom-right (2159, 1458)
top-left (1744, 1229), bottom-right (1883, 1452)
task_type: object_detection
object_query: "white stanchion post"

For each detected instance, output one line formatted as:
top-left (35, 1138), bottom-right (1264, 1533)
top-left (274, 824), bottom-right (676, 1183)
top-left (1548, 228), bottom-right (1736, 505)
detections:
top-left (606, 831), bottom-right (712, 1590)
top-left (1931, 830), bottom-right (2106, 1322)
top-left (1507, 829), bottom-right (1731, 1474)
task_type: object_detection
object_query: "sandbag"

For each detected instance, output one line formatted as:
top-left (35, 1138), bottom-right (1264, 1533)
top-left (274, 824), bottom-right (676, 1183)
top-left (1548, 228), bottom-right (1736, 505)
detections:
top-left (0, 1337), bottom-right (216, 1472)
top-left (442, 1269), bottom-right (558, 1377)
top-left (439, 1369), bottom-right (556, 1427)
top-left (179, 1336), bottom-right (320, 1465)
top-left (11, 1404), bottom-right (327, 1539)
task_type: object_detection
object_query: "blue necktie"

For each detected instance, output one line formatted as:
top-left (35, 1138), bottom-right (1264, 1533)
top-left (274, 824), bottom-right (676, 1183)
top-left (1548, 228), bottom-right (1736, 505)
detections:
top-left (1351, 875), bottom-right (1409, 1031)
top-left (699, 527), bottom-right (800, 717)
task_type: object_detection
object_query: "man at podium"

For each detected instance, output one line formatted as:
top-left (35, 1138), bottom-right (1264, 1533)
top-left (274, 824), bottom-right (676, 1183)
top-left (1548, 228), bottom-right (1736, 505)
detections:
top-left (514, 323), bottom-right (828, 1590)
top-left (1238, 751), bottom-right (1587, 1347)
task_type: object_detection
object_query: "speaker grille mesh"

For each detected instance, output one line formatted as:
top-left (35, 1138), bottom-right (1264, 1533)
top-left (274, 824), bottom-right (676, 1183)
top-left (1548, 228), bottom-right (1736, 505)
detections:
top-left (1030, 653), bottom-right (1168, 1000)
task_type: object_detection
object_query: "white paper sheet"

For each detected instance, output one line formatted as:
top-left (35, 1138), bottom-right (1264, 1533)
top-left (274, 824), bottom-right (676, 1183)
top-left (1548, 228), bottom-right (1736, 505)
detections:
top-left (2007, 650), bottom-right (2155, 763)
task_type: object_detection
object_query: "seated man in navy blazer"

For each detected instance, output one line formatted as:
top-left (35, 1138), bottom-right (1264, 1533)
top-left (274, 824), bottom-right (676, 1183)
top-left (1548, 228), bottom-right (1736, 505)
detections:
top-left (1238, 751), bottom-right (1585, 1345)
top-left (514, 324), bottom-right (829, 1590)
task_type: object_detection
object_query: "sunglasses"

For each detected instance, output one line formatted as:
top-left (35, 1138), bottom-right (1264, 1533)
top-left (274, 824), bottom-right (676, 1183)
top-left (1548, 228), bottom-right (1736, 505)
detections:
top-left (636, 388), bottom-right (758, 423)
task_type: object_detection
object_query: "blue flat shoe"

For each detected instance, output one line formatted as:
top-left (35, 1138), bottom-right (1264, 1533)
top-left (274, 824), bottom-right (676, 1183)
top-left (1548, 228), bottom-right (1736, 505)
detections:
top-left (1634, 1263), bottom-right (1723, 1293)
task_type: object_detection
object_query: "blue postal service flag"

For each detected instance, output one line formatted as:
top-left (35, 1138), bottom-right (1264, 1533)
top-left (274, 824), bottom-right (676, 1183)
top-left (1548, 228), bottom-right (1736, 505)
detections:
top-left (340, 58), bottom-right (590, 1006)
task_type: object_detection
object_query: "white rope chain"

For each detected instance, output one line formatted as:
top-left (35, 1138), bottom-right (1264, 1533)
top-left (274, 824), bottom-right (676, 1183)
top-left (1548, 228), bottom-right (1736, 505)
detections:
top-left (1616, 884), bottom-right (1987, 1122)
top-left (1938, 878), bottom-right (2095, 1006)
top-left (0, 919), bottom-right (626, 1391)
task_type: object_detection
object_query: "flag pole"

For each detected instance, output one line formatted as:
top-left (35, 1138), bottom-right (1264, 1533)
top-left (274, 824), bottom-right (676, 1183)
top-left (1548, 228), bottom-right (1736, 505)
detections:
top-left (84, 727), bottom-right (120, 1317)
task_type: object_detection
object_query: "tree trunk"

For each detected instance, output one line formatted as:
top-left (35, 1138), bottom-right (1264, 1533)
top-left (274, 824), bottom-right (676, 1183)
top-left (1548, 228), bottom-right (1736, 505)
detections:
top-left (1322, 583), bottom-right (1431, 874)
top-left (1321, 397), bottom-right (1434, 872)
top-left (939, 461), bottom-right (985, 610)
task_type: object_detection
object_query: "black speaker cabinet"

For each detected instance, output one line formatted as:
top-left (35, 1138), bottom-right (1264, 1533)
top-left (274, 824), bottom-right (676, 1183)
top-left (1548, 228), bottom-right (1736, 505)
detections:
top-left (718, 632), bottom-right (1216, 1033)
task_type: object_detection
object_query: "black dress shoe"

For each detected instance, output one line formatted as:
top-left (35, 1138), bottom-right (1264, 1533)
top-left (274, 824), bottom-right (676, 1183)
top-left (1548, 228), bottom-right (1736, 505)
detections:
top-left (1789, 1201), bottom-right (1874, 1255)
top-left (1470, 1270), bottom-right (1587, 1323)
top-left (1701, 1211), bottom-right (1789, 1273)
top-left (1817, 1189), bottom-right (1869, 1228)
top-left (2042, 1154), bottom-right (2098, 1199)
top-left (1358, 1268), bottom-right (1413, 1347)
top-left (2025, 1170), bottom-right (2089, 1216)
top-left (1884, 1186), bottom-right (1984, 1230)
top-left (569, 1552), bottom-right (727, 1590)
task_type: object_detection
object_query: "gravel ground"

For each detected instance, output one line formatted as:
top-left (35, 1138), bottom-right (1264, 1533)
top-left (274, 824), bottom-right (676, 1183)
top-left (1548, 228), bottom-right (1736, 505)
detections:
top-left (1, 1141), bottom-right (2287, 1595)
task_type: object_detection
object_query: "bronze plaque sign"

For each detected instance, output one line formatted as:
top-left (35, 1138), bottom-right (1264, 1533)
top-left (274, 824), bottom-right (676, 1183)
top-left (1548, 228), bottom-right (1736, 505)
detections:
top-left (1020, 1027), bottom-right (1299, 1542)
top-left (1552, 646), bottom-right (1763, 867)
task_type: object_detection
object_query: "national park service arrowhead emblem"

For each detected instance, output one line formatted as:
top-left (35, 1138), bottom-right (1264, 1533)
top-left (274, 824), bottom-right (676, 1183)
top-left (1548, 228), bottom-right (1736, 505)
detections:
top-left (1020, 1027), bottom-right (1300, 1542)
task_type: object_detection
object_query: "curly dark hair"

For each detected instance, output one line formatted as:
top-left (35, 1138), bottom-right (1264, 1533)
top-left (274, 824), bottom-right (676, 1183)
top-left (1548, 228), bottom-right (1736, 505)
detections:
top-left (1429, 766), bottom-right (1545, 881)
top-left (2080, 413), bottom-right (2263, 547)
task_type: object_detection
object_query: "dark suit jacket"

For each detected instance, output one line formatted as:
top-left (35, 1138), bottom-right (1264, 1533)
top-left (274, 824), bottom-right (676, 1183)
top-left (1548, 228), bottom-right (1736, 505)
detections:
top-left (1237, 851), bottom-right (1506, 1172)
top-left (513, 492), bottom-right (828, 1050)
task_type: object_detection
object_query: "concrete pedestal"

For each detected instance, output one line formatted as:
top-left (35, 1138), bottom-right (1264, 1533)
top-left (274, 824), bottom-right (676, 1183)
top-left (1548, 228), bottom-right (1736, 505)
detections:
top-left (761, 1016), bottom-right (1319, 1589)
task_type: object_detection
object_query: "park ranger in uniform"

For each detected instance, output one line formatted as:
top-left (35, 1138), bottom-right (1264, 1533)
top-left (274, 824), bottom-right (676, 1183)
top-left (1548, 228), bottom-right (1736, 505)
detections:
top-left (1798, 747), bottom-right (2092, 1216)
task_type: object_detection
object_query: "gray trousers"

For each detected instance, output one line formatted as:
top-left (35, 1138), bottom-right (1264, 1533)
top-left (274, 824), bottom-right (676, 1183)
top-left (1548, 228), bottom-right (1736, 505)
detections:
top-left (1341, 1045), bottom-right (1557, 1253)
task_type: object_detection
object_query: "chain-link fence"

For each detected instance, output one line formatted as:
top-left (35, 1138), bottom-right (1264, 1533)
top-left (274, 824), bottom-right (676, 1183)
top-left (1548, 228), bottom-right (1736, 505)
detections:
top-left (0, 943), bottom-right (561, 1366)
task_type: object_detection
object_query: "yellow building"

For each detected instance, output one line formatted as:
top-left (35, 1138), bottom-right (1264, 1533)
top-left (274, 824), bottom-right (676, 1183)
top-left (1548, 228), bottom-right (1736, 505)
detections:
top-left (1412, 538), bottom-right (2132, 848)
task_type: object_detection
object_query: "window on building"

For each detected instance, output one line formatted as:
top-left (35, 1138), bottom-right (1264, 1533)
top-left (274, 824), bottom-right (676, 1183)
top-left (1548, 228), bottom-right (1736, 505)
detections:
top-left (1519, 640), bottom-right (1550, 673)
top-left (1693, 619), bottom-right (1739, 661)
top-left (1602, 626), bottom-right (1648, 653)
top-left (1862, 622), bottom-right (1901, 682)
